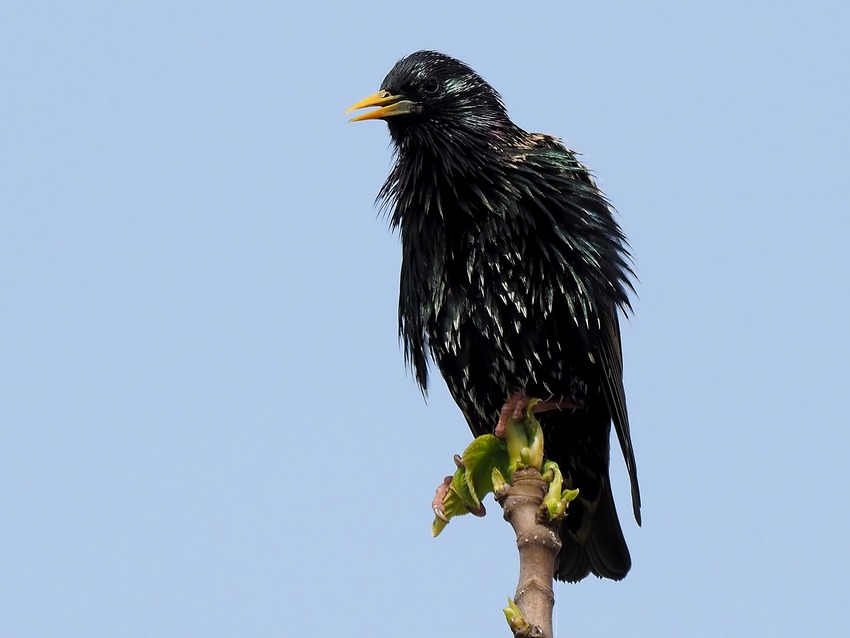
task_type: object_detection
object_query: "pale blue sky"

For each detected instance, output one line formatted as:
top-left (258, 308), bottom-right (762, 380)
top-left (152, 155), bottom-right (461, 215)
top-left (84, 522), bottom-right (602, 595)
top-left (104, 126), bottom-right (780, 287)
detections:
top-left (2, 2), bottom-right (849, 636)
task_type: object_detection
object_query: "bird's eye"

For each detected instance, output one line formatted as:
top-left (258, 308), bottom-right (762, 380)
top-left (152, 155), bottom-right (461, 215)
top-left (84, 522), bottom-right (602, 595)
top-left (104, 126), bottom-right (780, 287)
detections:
top-left (422, 78), bottom-right (440, 95)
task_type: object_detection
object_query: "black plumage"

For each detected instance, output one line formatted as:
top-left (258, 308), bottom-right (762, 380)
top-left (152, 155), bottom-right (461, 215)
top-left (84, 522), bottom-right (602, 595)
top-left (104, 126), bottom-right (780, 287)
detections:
top-left (347, 51), bottom-right (640, 582)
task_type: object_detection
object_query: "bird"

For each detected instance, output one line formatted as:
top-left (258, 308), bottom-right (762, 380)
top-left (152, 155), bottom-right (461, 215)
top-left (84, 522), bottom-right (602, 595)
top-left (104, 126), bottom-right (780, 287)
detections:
top-left (346, 51), bottom-right (640, 582)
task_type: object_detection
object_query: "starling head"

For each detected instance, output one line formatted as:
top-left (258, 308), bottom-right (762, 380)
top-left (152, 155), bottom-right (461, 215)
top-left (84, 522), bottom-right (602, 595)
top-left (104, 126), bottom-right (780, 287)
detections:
top-left (346, 51), bottom-right (515, 146)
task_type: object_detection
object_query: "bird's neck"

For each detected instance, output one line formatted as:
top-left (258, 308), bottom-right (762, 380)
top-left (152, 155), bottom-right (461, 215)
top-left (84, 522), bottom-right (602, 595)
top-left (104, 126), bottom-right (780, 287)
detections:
top-left (386, 125), bottom-right (517, 232)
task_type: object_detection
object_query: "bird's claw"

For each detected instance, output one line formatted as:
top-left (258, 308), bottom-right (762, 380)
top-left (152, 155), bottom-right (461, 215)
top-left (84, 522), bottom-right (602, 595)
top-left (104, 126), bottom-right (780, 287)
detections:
top-left (432, 476), bottom-right (452, 522)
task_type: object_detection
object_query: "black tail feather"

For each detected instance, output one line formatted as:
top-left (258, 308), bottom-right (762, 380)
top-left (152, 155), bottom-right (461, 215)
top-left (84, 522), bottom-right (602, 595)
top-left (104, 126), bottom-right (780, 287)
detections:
top-left (555, 477), bottom-right (631, 582)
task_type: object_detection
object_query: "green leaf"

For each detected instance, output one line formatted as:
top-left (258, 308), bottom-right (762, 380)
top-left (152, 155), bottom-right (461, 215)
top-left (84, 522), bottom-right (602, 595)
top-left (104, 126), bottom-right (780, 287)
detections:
top-left (431, 434), bottom-right (511, 536)
top-left (505, 401), bottom-right (544, 473)
top-left (505, 414), bottom-right (529, 475)
top-left (491, 467), bottom-right (508, 498)
top-left (503, 597), bottom-right (528, 633)
top-left (541, 460), bottom-right (580, 521)
top-left (462, 434), bottom-right (510, 508)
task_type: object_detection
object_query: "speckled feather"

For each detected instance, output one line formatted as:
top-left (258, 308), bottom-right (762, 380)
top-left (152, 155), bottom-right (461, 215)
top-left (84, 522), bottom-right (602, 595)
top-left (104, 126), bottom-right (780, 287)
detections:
top-left (370, 51), bottom-right (640, 582)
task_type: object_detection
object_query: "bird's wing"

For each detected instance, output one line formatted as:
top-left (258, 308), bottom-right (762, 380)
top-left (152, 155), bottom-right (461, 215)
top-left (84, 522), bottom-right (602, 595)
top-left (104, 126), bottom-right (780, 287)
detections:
top-left (598, 310), bottom-right (641, 524)
top-left (532, 136), bottom-right (641, 525)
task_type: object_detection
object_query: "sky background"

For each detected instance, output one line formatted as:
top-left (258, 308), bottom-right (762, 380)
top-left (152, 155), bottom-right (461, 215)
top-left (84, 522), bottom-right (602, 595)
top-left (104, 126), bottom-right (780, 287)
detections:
top-left (2, 2), bottom-right (849, 636)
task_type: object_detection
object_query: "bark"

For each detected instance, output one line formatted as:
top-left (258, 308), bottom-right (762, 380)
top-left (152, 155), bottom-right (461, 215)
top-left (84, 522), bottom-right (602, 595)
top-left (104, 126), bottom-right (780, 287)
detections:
top-left (498, 467), bottom-right (561, 638)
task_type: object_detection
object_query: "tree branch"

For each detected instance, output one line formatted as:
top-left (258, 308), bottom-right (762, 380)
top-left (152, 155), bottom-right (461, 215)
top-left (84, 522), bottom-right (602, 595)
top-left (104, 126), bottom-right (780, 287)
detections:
top-left (497, 466), bottom-right (561, 638)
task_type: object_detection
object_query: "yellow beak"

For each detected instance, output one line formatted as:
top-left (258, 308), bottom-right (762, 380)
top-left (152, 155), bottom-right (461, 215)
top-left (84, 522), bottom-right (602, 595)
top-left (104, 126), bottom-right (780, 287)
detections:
top-left (345, 90), bottom-right (415, 122)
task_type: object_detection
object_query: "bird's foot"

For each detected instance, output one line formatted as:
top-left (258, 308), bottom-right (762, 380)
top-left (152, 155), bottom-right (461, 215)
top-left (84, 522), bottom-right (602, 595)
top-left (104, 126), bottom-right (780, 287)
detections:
top-left (496, 391), bottom-right (583, 438)
top-left (532, 397), bottom-right (583, 414)
top-left (496, 390), bottom-right (530, 438)
top-left (432, 455), bottom-right (479, 523)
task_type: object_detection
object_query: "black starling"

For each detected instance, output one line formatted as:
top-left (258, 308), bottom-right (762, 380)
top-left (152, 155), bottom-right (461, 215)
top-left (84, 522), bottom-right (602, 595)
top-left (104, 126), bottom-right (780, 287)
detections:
top-left (347, 51), bottom-right (640, 582)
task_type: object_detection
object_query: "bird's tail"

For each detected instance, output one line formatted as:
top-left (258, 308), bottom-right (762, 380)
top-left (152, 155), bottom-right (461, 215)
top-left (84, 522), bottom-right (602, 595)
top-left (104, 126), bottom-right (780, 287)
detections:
top-left (555, 477), bottom-right (631, 582)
